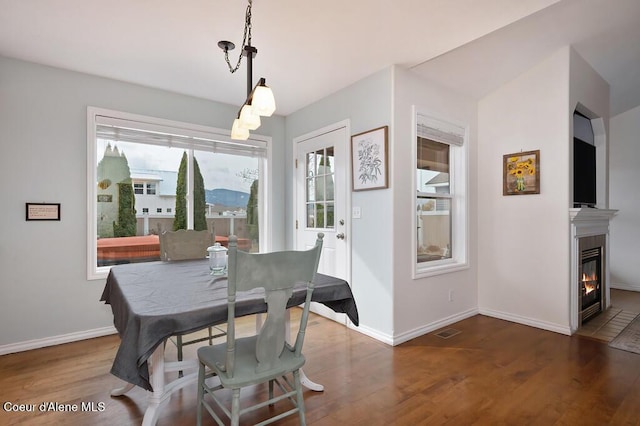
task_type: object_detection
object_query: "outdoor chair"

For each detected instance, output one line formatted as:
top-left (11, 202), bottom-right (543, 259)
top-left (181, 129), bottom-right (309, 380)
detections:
top-left (159, 229), bottom-right (226, 367)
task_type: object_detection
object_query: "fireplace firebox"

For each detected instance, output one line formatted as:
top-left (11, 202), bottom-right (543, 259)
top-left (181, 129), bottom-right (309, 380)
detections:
top-left (579, 246), bottom-right (603, 324)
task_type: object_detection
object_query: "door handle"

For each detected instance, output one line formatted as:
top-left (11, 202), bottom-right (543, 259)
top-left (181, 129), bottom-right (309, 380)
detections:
top-left (336, 233), bottom-right (345, 240)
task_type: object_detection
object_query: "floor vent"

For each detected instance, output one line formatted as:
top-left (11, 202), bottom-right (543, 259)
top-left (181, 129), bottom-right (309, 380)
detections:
top-left (434, 328), bottom-right (461, 339)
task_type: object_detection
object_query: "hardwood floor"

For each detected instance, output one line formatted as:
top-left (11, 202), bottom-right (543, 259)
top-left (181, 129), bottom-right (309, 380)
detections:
top-left (2, 306), bottom-right (640, 425)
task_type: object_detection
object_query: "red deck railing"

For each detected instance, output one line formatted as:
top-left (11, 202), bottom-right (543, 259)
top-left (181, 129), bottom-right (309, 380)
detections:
top-left (97, 234), bottom-right (251, 265)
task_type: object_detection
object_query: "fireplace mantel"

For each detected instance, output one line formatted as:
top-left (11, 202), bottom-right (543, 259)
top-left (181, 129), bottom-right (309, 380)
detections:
top-left (569, 208), bottom-right (617, 333)
top-left (569, 207), bottom-right (618, 222)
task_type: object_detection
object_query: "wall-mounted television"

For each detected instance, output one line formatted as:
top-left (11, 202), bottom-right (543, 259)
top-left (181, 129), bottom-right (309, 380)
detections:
top-left (573, 137), bottom-right (596, 207)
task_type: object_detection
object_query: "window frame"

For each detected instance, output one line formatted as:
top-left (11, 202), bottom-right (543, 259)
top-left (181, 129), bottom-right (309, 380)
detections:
top-left (412, 107), bottom-right (469, 279)
top-left (87, 107), bottom-right (273, 280)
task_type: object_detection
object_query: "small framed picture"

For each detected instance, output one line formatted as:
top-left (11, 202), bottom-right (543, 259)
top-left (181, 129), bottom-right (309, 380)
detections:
top-left (503, 150), bottom-right (540, 195)
top-left (26, 203), bottom-right (61, 221)
top-left (351, 126), bottom-right (389, 191)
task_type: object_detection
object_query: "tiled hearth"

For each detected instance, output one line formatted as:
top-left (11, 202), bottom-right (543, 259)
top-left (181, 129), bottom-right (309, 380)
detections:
top-left (576, 289), bottom-right (640, 342)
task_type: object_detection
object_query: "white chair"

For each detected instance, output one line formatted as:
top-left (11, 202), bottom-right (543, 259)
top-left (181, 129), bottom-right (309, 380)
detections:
top-left (197, 233), bottom-right (324, 426)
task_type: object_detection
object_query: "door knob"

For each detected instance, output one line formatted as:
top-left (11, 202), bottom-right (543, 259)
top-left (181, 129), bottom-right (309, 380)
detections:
top-left (336, 233), bottom-right (345, 240)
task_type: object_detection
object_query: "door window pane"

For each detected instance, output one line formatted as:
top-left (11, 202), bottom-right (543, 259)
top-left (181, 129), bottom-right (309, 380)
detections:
top-left (304, 147), bottom-right (335, 230)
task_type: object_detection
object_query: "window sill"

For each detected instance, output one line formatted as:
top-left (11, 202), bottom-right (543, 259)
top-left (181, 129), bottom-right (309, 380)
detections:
top-left (414, 259), bottom-right (469, 279)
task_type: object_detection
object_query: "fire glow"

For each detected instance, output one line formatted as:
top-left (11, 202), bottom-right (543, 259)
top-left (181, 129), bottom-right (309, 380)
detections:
top-left (582, 272), bottom-right (598, 294)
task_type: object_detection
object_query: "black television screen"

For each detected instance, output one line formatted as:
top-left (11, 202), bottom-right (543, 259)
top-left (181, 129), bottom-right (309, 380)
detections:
top-left (573, 138), bottom-right (596, 207)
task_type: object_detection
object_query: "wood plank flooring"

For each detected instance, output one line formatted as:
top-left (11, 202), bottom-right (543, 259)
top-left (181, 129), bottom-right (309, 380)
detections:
top-left (2, 293), bottom-right (640, 425)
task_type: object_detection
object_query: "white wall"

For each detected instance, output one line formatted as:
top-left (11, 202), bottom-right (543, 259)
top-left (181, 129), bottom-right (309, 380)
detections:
top-left (569, 48), bottom-right (611, 209)
top-left (610, 105), bottom-right (640, 291)
top-left (285, 68), bottom-right (394, 340)
top-left (477, 48), bottom-right (572, 333)
top-left (477, 47), bottom-right (609, 334)
top-left (391, 66), bottom-right (479, 342)
top-left (0, 56), bottom-right (286, 350)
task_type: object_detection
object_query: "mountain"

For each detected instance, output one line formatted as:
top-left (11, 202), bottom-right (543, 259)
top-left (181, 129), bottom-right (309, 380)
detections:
top-left (205, 188), bottom-right (249, 208)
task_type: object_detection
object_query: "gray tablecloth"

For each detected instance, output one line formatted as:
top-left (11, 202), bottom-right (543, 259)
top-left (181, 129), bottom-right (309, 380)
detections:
top-left (100, 259), bottom-right (359, 391)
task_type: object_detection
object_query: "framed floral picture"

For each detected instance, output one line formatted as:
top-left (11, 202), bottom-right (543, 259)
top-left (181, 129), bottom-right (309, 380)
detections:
top-left (503, 150), bottom-right (540, 195)
top-left (351, 126), bottom-right (389, 191)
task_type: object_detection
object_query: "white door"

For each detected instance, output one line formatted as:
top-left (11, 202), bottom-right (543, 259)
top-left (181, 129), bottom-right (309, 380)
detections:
top-left (294, 121), bottom-right (351, 325)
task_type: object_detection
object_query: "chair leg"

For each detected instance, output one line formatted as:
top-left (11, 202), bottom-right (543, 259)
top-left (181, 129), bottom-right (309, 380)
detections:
top-left (269, 379), bottom-right (274, 404)
top-left (208, 326), bottom-right (213, 345)
top-left (177, 335), bottom-right (183, 377)
top-left (293, 370), bottom-right (306, 426)
top-left (196, 363), bottom-right (205, 426)
top-left (231, 388), bottom-right (241, 426)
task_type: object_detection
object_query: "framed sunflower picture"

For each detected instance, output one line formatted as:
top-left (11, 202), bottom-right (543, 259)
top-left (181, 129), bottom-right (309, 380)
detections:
top-left (503, 150), bottom-right (540, 195)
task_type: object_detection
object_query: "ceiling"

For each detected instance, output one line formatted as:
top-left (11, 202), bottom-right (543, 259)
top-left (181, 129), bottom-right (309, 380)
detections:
top-left (1, 0), bottom-right (638, 117)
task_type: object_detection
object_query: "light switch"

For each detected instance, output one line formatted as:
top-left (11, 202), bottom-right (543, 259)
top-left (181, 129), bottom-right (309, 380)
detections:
top-left (352, 206), bottom-right (361, 219)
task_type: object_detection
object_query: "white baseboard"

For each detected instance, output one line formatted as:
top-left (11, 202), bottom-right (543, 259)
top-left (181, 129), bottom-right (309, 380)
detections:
top-left (391, 308), bottom-right (479, 346)
top-left (349, 323), bottom-right (395, 345)
top-left (478, 308), bottom-right (572, 336)
top-left (0, 326), bottom-right (117, 356)
top-left (348, 309), bottom-right (480, 346)
top-left (611, 282), bottom-right (640, 292)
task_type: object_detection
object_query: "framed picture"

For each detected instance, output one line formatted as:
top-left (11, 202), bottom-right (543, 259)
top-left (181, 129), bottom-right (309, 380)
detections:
top-left (351, 126), bottom-right (389, 191)
top-left (26, 203), bottom-right (61, 221)
top-left (503, 150), bottom-right (540, 195)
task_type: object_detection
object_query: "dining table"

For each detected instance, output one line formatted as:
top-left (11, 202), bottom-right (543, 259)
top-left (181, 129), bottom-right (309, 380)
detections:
top-left (100, 258), bottom-right (359, 426)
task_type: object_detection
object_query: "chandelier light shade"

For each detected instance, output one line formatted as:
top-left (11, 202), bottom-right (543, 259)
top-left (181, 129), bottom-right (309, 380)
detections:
top-left (231, 118), bottom-right (250, 140)
top-left (238, 104), bottom-right (261, 130)
top-left (251, 79), bottom-right (276, 117)
top-left (219, 0), bottom-right (275, 140)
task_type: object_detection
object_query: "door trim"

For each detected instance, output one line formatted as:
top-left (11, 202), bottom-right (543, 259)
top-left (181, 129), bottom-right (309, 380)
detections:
top-left (293, 119), bottom-right (352, 288)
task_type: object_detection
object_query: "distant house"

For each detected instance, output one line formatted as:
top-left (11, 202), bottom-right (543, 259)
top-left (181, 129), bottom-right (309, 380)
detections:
top-left (130, 169), bottom-right (177, 217)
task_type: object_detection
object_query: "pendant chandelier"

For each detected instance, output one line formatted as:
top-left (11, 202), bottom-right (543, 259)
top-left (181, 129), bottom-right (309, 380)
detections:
top-left (219, 0), bottom-right (275, 140)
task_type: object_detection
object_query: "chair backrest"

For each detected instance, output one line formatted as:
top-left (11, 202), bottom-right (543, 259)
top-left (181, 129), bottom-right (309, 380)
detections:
top-left (159, 229), bottom-right (214, 261)
top-left (224, 233), bottom-right (324, 376)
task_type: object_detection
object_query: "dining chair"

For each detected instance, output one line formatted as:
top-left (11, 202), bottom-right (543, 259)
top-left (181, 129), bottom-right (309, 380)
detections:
top-left (196, 233), bottom-right (324, 426)
top-left (159, 229), bottom-right (226, 366)
top-left (159, 228), bottom-right (213, 261)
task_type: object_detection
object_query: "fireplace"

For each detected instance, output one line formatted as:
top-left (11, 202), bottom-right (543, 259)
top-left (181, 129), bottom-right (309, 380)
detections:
top-left (570, 208), bottom-right (617, 333)
top-left (579, 246), bottom-right (603, 323)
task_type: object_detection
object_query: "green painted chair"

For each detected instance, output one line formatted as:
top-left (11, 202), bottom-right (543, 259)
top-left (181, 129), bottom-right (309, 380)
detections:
top-left (196, 233), bottom-right (324, 426)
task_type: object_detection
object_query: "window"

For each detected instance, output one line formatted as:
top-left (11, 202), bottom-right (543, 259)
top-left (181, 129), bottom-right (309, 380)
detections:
top-left (413, 108), bottom-right (468, 278)
top-left (87, 107), bottom-right (271, 280)
top-left (305, 147), bottom-right (335, 229)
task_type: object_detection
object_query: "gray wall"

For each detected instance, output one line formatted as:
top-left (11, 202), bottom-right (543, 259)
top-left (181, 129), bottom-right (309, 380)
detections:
top-left (0, 56), bottom-right (286, 348)
top-left (285, 67), bottom-right (394, 339)
top-left (610, 105), bottom-right (640, 291)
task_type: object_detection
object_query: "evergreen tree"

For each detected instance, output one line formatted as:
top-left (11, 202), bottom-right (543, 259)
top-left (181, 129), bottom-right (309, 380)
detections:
top-left (173, 152), bottom-right (188, 230)
top-left (173, 152), bottom-right (207, 231)
top-left (193, 156), bottom-right (207, 231)
top-left (113, 182), bottom-right (137, 237)
top-left (247, 179), bottom-right (259, 241)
